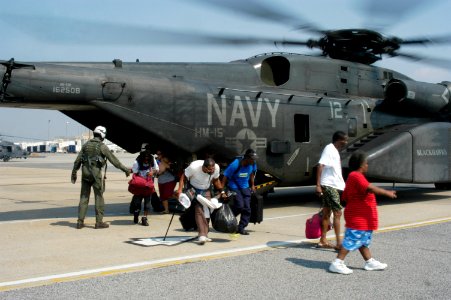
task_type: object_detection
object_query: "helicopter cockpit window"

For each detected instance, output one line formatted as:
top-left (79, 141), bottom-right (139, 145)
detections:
top-left (260, 56), bottom-right (290, 86)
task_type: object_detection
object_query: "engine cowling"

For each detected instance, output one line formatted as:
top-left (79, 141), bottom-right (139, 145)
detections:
top-left (384, 79), bottom-right (450, 113)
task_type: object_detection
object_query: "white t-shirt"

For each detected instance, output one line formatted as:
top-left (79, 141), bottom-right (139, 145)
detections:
top-left (318, 143), bottom-right (345, 190)
top-left (184, 160), bottom-right (220, 190)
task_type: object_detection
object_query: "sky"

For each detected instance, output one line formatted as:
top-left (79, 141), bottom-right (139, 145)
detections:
top-left (1, 0), bottom-right (451, 142)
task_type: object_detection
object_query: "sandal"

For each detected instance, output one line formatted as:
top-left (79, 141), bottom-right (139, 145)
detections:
top-left (316, 242), bottom-right (335, 249)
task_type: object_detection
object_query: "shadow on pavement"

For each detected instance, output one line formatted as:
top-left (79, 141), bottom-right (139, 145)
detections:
top-left (1, 185), bottom-right (445, 222)
top-left (50, 220), bottom-right (77, 228)
top-left (285, 257), bottom-right (330, 270)
top-left (0, 203), bottom-right (129, 222)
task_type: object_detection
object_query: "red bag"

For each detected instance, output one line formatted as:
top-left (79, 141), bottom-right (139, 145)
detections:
top-left (305, 210), bottom-right (332, 239)
top-left (128, 174), bottom-right (155, 196)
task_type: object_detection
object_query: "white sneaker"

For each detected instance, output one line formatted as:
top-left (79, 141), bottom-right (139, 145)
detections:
top-left (329, 259), bottom-right (353, 275)
top-left (198, 236), bottom-right (207, 245)
top-left (364, 258), bottom-right (387, 271)
top-left (205, 237), bottom-right (212, 242)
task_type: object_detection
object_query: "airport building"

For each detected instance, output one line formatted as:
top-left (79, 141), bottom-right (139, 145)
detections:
top-left (18, 131), bottom-right (126, 154)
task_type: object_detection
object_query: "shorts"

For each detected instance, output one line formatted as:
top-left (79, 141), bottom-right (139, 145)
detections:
top-left (342, 228), bottom-right (373, 251)
top-left (321, 186), bottom-right (343, 211)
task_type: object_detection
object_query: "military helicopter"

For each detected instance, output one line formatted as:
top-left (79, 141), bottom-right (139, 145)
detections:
top-left (1, 0), bottom-right (451, 191)
top-left (0, 139), bottom-right (29, 162)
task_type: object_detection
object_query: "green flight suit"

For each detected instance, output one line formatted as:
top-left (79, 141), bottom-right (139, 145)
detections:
top-left (72, 137), bottom-right (130, 223)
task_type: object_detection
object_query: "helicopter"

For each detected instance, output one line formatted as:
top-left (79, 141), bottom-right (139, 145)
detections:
top-left (0, 139), bottom-right (29, 162)
top-left (1, 0), bottom-right (451, 192)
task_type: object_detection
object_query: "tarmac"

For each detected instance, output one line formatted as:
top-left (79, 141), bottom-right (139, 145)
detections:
top-left (1, 153), bottom-right (451, 291)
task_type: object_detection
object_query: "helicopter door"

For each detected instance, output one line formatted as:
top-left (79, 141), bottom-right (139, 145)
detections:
top-left (284, 113), bottom-right (311, 177)
top-left (271, 113), bottom-right (309, 154)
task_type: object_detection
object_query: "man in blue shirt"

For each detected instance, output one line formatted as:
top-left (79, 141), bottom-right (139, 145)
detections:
top-left (222, 149), bottom-right (257, 235)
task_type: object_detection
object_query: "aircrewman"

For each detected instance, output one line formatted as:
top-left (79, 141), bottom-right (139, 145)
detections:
top-left (71, 125), bottom-right (130, 229)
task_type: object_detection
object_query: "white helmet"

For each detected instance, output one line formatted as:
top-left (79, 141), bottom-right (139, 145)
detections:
top-left (93, 126), bottom-right (107, 139)
top-left (141, 143), bottom-right (150, 152)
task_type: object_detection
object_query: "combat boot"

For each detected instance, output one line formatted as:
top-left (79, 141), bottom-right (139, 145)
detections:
top-left (76, 220), bottom-right (84, 229)
top-left (95, 222), bottom-right (109, 229)
top-left (141, 217), bottom-right (149, 226)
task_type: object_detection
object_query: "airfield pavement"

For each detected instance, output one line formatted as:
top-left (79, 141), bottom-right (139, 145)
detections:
top-left (1, 153), bottom-right (451, 299)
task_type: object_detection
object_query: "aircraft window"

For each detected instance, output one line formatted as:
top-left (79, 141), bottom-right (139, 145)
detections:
top-left (294, 114), bottom-right (310, 142)
top-left (260, 56), bottom-right (290, 86)
top-left (348, 118), bottom-right (357, 137)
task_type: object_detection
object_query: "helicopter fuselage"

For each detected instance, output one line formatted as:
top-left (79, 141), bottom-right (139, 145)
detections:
top-left (1, 53), bottom-right (450, 187)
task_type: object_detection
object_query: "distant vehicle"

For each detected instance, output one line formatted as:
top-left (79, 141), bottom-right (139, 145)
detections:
top-left (0, 140), bottom-right (29, 162)
top-left (66, 145), bottom-right (76, 153)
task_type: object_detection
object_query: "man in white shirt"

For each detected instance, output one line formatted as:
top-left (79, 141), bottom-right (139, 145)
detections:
top-left (316, 131), bottom-right (348, 250)
top-left (176, 158), bottom-right (222, 245)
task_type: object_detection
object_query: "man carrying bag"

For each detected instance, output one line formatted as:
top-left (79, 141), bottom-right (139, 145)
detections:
top-left (221, 149), bottom-right (258, 235)
top-left (176, 158), bottom-right (223, 245)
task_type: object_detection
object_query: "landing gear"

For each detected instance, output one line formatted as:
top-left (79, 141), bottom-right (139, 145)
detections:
top-left (434, 182), bottom-right (451, 190)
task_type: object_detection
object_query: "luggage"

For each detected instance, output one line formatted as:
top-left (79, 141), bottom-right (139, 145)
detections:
top-left (168, 188), bottom-right (195, 213)
top-left (150, 192), bottom-right (165, 212)
top-left (305, 210), bottom-right (332, 239)
top-left (249, 192), bottom-right (264, 224)
top-left (168, 197), bottom-right (186, 213)
top-left (128, 174), bottom-right (155, 196)
top-left (305, 212), bottom-right (322, 239)
top-left (211, 203), bottom-right (238, 233)
top-left (179, 204), bottom-right (197, 231)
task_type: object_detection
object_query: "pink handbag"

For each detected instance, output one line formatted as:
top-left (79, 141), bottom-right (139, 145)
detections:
top-left (305, 210), bottom-right (331, 239)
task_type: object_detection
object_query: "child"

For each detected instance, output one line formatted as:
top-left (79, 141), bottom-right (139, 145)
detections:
top-left (130, 143), bottom-right (157, 226)
top-left (329, 151), bottom-right (397, 275)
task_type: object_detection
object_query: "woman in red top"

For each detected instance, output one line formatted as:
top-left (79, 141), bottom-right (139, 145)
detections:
top-left (329, 151), bottom-right (397, 275)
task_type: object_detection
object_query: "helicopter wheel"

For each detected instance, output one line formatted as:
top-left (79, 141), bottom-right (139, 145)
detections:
top-left (434, 182), bottom-right (451, 190)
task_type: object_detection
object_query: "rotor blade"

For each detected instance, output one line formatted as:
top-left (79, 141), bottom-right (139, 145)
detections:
top-left (358, 0), bottom-right (443, 30)
top-left (274, 39), bottom-right (316, 48)
top-left (192, 0), bottom-right (324, 34)
top-left (0, 134), bottom-right (43, 141)
top-left (0, 59), bottom-right (35, 70)
top-left (0, 14), bottom-right (282, 47)
top-left (393, 51), bottom-right (451, 69)
top-left (400, 33), bottom-right (451, 45)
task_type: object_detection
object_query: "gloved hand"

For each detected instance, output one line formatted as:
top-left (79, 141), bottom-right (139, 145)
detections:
top-left (125, 169), bottom-right (131, 177)
top-left (71, 171), bottom-right (77, 184)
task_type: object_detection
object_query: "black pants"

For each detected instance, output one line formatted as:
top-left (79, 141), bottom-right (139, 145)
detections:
top-left (131, 194), bottom-right (151, 212)
top-left (231, 188), bottom-right (252, 231)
